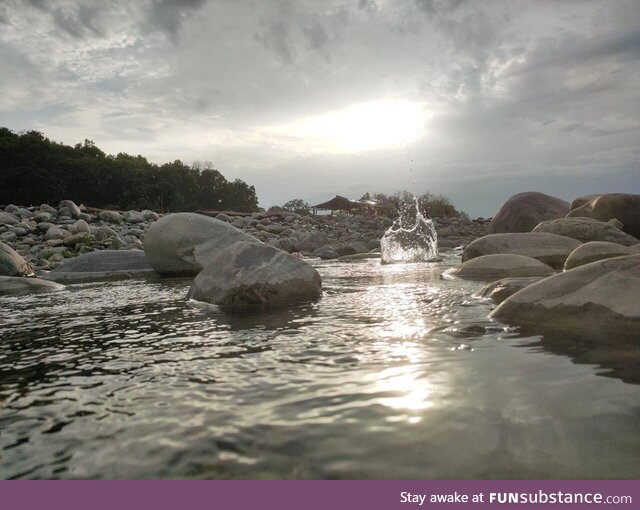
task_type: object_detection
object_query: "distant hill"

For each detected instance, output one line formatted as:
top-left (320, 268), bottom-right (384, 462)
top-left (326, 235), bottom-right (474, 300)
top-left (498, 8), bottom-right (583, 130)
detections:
top-left (0, 127), bottom-right (259, 213)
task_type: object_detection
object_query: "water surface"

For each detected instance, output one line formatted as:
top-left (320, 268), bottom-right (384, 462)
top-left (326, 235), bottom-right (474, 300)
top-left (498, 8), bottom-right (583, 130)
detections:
top-left (2, 252), bottom-right (640, 479)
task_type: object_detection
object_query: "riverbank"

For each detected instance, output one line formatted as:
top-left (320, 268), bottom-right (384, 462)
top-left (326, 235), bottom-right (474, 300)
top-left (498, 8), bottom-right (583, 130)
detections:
top-left (0, 200), bottom-right (490, 274)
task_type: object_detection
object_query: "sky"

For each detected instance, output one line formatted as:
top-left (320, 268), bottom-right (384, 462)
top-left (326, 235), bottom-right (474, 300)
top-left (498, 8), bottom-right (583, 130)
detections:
top-left (1, 0), bottom-right (639, 217)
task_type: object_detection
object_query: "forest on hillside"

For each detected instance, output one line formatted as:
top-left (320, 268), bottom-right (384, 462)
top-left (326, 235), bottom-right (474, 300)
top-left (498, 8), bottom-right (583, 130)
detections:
top-left (0, 127), bottom-right (259, 213)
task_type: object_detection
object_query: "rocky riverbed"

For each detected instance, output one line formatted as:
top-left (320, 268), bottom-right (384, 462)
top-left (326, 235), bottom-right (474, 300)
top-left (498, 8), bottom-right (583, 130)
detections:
top-left (0, 200), bottom-right (489, 275)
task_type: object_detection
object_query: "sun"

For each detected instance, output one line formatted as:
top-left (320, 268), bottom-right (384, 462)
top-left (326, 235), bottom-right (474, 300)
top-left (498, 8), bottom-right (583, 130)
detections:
top-left (268, 99), bottom-right (428, 154)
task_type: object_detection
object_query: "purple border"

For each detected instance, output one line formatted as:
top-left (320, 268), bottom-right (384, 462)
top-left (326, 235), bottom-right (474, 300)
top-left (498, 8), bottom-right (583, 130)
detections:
top-left (2, 480), bottom-right (639, 510)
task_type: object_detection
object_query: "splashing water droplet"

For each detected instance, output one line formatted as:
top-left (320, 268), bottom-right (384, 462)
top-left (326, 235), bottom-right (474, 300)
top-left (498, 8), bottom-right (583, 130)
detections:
top-left (380, 197), bottom-right (439, 264)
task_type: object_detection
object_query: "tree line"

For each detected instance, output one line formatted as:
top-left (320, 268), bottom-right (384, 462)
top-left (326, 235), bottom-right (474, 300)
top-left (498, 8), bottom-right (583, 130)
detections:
top-left (0, 127), bottom-right (259, 213)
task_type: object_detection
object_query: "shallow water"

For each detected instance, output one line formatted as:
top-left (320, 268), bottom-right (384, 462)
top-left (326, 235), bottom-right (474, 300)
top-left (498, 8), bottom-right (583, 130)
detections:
top-left (2, 251), bottom-right (640, 479)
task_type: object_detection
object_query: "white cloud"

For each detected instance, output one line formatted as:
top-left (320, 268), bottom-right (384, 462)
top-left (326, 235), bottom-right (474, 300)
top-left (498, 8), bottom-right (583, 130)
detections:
top-left (1, 0), bottom-right (639, 215)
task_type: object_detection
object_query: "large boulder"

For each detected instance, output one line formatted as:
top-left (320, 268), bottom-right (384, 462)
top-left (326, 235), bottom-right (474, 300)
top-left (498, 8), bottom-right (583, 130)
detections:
top-left (533, 217), bottom-right (639, 246)
top-left (564, 241), bottom-right (636, 270)
top-left (490, 255), bottom-right (640, 340)
top-left (477, 277), bottom-right (544, 304)
top-left (143, 213), bottom-right (259, 276)
top-left (489, 192), bottom-right (569, 234)
top-left (187, 242), bottom-right (322, 310)
top-left (462, 232), bottom-right (581, 269)
top-left (0, 276), bottom-right (65, 295)
top-left (0, 241), bottom-right (34, 276)
top-left (567, 193), bottom-right (640, 238)
top-left (445, 254), bottom-right (554, 281)
top-left (46, 249), bottom-right (155, 282)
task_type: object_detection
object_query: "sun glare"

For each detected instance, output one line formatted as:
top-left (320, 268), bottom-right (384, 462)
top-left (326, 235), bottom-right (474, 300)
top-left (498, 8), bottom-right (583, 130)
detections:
top-left (269, 99), bottom-right (428, 154)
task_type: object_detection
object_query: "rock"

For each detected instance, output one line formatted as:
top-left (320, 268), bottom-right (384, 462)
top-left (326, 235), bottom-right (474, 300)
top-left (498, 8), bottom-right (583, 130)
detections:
top-left (490, 254), bottom-right (640, 340)
top-left (14, 207), bottom-right (33, 219)
top-left (533, 217), bottom-right (639, 246)
top-left (477, 277), bottom-right (544, 304)
top-left (296, 231), bottom-right (330, 253)
top-left (99, 210), bottom-right (124, 223)
top-left (569, 194), bottom-right (601, 210)
top-left (45, 226), bottom-right (67, 241)
top-left (350, 241), bottom-right (370, 254)
top-left (1, 231), bottom-right (17, 243)
top-left (608, 218), bottom-right (624, 230)
top-left (445, 254), bottom-right (555, 281)
top-left (39, 204), bottom-right (57, 215)
top-left (33, 212), bottom-right (53, 223)
top-left (141, 210), bottom-right (159, 221)
top-left (92, 225), bottom-right (117, 241)
top-left (489, 192), bottom-right (569, 234)
top-left (143, 212), bottom-right (259, 276)
top-left (312, 246), bottom-right (340, 259)
top-left (462, 232), bottom-right (581, 270)
top-left (0, 276), bottom-right (65, 295)
top-left (70, 219), bottom-right (91, 234)
top-left (58, 200), bottom-right (81, 218)
top-left (0, 211), bottom-right (20, 226)
top-left (338, 252), bottom-right (382, 261)
top-left (46, 249), bottom-right (156, 282)
top-left (187, 242), bottom-right (322, 310)
top-left (215, 213), bottom-right (231, 223)
top-left (563, 241), bottom-right (635, 270)
top-left (266, 237), bottom-right (296, 253)
top-left (124, 210), bottom-right (145, 223)
top-left (567, 193), bottom-right (640, 238)
top-left (63, 232), bottom-right (91, 247)
top-left (0, 241), bottom-right (34, 276)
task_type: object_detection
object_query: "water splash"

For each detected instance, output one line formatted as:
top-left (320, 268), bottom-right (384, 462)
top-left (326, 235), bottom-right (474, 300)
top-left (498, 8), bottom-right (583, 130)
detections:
top-left (381, 197), bottom-right (439, 264)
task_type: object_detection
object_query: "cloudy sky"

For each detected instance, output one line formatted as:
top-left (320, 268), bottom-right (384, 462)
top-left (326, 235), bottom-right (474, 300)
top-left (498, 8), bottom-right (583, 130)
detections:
top-left (1, 0), bottom-right (639, 216)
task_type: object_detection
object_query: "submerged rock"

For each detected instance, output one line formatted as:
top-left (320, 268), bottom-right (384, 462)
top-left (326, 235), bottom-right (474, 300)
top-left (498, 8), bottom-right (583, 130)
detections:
top-left (462, 232), bottom-right (581, 269)
top-left (563, 241), bottom-right (636, 270)
top-left (0, 276), bottom-right (65, 295)
top-left (490, 254), bottom-right (640, 339)
top-left (0, 241), bottom-right (34, 277)
top-left (477, 277), bottom-right (544, 304)
top-left (489, 192), bottom-right (569, 234)
top-left (144, 213), bottom-right (259, 276)
top-left (445, 254), bottom-right (555, 281)
top-left (188, 242), bottom-right (322, 310)
top-left (533, 217), bottom-right (639, 246)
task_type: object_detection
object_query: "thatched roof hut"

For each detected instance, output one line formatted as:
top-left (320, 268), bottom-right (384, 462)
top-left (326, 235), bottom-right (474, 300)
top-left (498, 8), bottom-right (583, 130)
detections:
top-left (311, 195), bottom-right (358, 213)
top-left (311, 195), bottom-right (389, 216)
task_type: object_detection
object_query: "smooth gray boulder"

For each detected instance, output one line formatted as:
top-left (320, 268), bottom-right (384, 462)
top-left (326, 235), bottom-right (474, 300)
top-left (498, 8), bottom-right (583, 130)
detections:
top-left (188, 242), bottom-right (322, 310)
top-left (0, 211), bottom-right (20, 225)
top-left (99, 210), bottom-right (124, 223)
top-left (0, 276), bottom-right (65, 295)
top-left (143, 212), bottom-right (259, 276)
top-left (0, 241), bottom-right (34, 276)
top-left (124, 210), bottom-right (145, 223)
top-left (462, 232), bottom-right (581, 269)
top-left (533, 217), bottom-right (639, 246)
top-left (490, 255), bottom-right (640, 340)
top-left (58, 200), bottom-right (81, 218)
top-left (445, 254), bottom-right (554, 281)
top-left (564, 241), bottom-right (635, 270)
top-left (567, 193), bottom-right (640, 238)
top-left (46, 249), bottom-right (156, 282)
top-left (477, 277), bottom-right (544, 304)
top-left (489, 192), bottom-right (569, 234)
